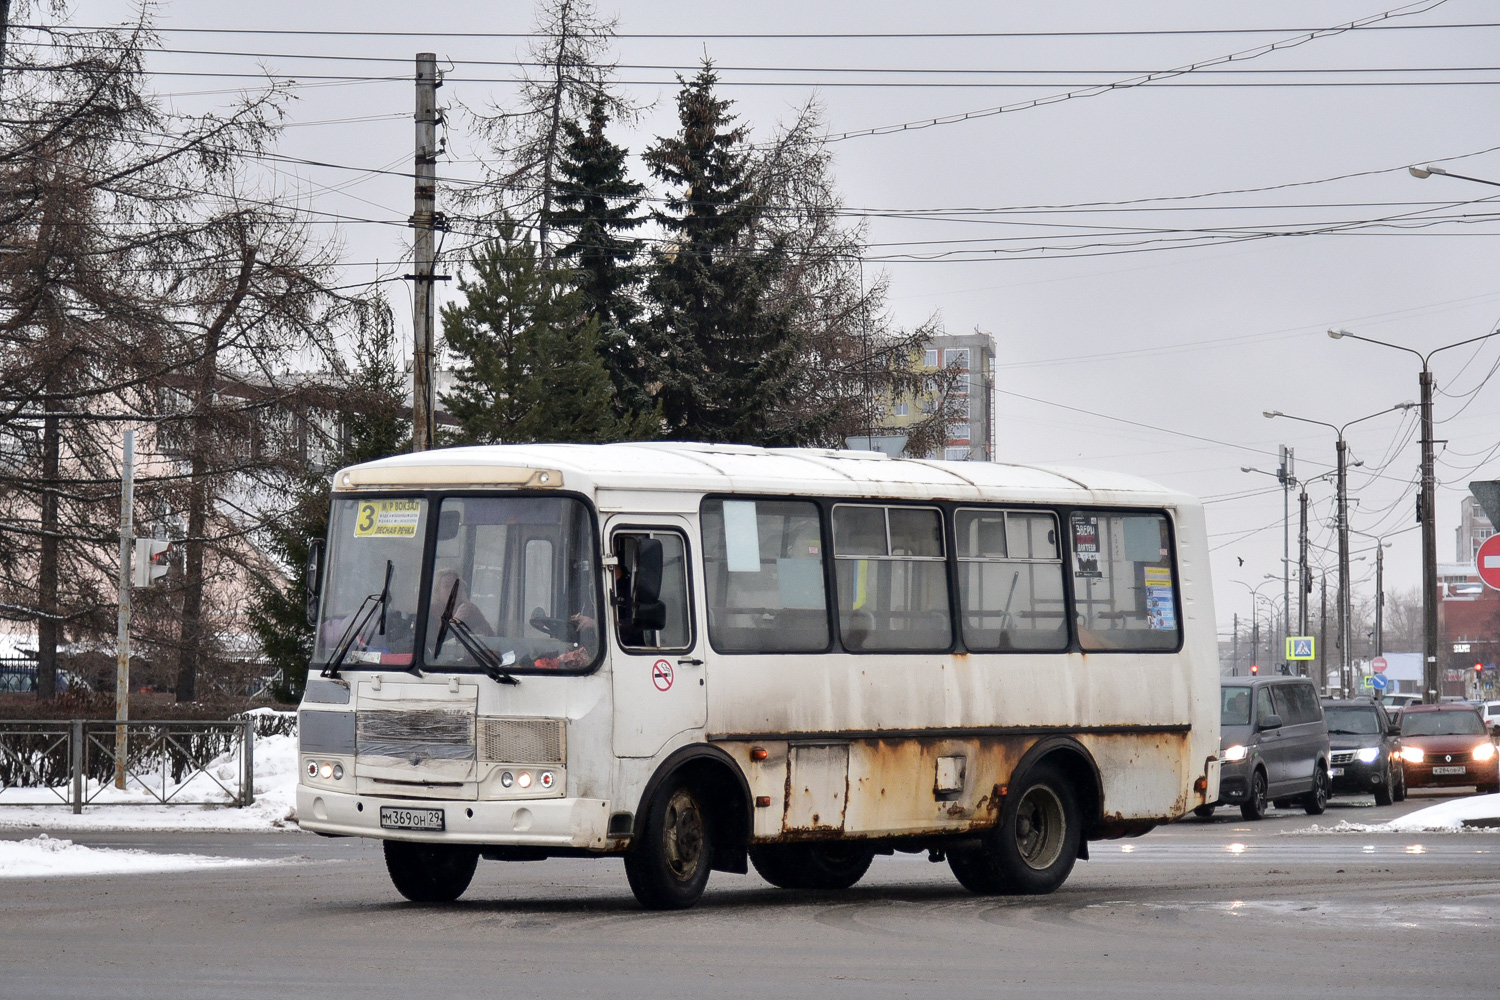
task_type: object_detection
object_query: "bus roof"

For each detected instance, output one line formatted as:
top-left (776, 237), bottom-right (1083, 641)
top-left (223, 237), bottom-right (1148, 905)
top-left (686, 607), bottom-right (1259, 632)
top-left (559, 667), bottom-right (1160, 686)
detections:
top-left (333, 442), bottom-right (1197, 507)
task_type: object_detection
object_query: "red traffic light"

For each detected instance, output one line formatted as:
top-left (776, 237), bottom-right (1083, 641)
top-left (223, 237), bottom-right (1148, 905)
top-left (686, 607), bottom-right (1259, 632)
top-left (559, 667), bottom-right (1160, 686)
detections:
top-left (1250, 664), bottom-right (1259, 675)
top-left (1477, 663), bottom-right (1485, 673)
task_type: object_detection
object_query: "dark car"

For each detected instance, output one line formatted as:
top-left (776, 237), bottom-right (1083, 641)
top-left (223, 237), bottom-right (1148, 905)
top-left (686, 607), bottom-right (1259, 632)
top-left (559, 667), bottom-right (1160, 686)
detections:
top-left (1322, 697), bottom-right (1405, 805)
top-left (1398, 704), bottom-right (1499, 793)
top-left (1203, 677), bottom-right (1332, 820)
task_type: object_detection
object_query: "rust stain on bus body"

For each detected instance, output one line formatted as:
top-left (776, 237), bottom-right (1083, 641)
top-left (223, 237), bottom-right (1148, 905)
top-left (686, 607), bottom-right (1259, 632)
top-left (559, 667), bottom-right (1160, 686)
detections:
top-left (723, 726), bottom-right (1195, 844)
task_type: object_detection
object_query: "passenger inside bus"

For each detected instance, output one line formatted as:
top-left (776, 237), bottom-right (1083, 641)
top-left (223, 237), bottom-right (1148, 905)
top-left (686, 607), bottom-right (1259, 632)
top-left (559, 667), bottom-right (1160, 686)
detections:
top-left (429, 569), bottom-right (492, 636)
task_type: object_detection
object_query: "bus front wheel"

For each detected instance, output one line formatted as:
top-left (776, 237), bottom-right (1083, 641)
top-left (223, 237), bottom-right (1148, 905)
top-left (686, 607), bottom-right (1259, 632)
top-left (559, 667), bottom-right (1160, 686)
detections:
top-left (624, 783), bottom-right (714, 910)
top-left (948, 762), bottom-right (1080, 895)
top-left (383, 840), bottom-right (478, 903)
top-left (750, 843), bottom-right (875, 890)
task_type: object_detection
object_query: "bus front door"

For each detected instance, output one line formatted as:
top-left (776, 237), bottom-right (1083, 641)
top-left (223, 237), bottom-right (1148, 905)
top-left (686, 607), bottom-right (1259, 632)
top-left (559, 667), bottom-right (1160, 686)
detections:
top-left (607, 519), bottom-right (706, 758)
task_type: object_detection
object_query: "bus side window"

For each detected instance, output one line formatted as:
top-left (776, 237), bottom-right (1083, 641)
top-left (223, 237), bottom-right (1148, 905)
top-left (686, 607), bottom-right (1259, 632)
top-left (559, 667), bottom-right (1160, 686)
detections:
top-left (613, 531), bottom-right (692, 652)
top-left (1069, 510), bottom-right (1180, 652)
top-left (955, 509), bottom-right (1067, 652)
top-left (832, 505), bottom-right (951, 652)
top-left (701, 499), bottom-right (830, 653)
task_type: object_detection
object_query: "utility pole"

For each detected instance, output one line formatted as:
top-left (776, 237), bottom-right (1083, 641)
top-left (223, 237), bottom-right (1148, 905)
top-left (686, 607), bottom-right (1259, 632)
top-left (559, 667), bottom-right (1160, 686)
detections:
top-left (1374, 540), bottom-right (1385, 659)
top-left (1298, 485), bottom-right (1310, 638)
top-left (0, 0), bottom-right (12, 94)
top-left (1232, 613), bottom-right (1239, 675)
top-left (1419, 367), bottom-right (1438, 702)
top-left (408, 52), bottom-right (444, 452)
top-left (1336, 436), bottom-right (1352, 699)
top-left (115, 430), bottom-right (134, 790)
top-left (1319, 574), bottom-right (1328, 696)
top-left (1279, 446), bottom-right (1295, 674)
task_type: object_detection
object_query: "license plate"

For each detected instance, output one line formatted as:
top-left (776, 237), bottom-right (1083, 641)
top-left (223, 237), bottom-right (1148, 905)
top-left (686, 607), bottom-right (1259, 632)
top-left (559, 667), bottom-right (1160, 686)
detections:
top-left (380, 806), bottom-right (445, 831)
top-left (1330, 767), bottom-right (1344, 776)
top-left (1432, 765), bottom-right (1468, 776)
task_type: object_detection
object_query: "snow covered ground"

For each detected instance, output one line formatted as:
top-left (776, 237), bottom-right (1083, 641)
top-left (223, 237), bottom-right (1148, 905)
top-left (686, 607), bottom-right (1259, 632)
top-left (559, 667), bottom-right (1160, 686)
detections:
top-left (0, 833), bottom-right (275, 878)
top-left (0, 733), bottom-right (300, 833)
top-left (1303, 793), bottom-right (1500, 834)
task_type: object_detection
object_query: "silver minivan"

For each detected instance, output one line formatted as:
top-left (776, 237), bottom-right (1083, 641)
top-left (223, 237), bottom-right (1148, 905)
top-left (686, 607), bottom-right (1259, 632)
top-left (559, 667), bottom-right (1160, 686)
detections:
top-left (1199, 677), bottom-right (1332, 820)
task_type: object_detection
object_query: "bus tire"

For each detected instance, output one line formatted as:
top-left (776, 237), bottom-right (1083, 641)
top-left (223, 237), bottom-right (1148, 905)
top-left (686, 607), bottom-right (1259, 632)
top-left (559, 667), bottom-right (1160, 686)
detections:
top-left (623, 782), bottom-right (714, 910)
top-left (948, 761), bottom-right (1080, 896)
top-left (749, 843), bottom-right (875, 890)
top-left (383, 840), bottom-right (478, 903)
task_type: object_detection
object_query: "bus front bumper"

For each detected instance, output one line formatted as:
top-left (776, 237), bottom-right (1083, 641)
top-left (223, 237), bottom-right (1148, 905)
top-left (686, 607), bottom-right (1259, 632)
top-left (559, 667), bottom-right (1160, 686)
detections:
top-left (296, 786), bottom-right (612, 849)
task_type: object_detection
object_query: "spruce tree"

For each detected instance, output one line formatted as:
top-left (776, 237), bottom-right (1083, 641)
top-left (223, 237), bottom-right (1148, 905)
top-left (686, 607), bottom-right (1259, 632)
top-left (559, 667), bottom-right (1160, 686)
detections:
top-left (542, 94), bottom-right (652, 420)
top-left (641, 62), bottom-right (807, 445)
top-left (441, 220), bottom-right (642, 444)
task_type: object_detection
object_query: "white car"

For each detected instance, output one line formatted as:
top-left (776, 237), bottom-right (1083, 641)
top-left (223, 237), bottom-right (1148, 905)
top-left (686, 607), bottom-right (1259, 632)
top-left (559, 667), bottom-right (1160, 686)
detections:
top-left (1380, 693), bottom-right (1422, 711)
top-left (1478, 700), bottom-right (1500, 729)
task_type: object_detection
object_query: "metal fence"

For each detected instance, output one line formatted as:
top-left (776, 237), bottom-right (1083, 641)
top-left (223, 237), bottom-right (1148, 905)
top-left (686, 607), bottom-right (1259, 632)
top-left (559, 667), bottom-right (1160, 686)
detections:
top-left (0, 719), bottom-right (257, 813)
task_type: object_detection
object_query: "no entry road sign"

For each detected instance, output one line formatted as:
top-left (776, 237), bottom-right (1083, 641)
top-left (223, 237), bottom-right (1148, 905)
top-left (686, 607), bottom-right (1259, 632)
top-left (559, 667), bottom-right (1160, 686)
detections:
top-left (1478, 533), bottom-right (1500, 591)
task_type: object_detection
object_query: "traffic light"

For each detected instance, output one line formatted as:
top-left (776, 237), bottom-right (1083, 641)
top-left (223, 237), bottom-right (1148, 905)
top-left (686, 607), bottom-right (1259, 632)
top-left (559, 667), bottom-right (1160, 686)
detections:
top-left (1250, 664), bottom-right (1259, 675)
top-left (1477, 663), bottom-right (1485, 675)
top-left (132, 539), bottom-right (172, 587)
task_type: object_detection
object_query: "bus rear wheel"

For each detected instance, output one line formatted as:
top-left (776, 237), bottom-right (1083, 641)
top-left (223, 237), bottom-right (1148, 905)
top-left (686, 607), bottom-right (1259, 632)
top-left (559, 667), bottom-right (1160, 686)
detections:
top-left (624, 783), bottom-right (714, 910)
top-left (948, 762), bottom-right (1080, 896)
top-left (383, 840), bottom-right (479, 903)
top-left (750, 843), bottom-right (875, 890)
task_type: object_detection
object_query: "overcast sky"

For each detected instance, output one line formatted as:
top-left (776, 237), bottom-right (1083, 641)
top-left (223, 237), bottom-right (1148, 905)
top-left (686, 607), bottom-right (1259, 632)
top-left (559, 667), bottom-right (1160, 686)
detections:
top-left (58, 0), bottom-right (1500, 643)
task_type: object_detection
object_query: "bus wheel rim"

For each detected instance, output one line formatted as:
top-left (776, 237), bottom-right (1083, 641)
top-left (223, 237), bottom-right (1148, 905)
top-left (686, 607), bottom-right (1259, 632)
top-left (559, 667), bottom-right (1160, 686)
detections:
top-left (1014, 784), bottom-right (1066, 870)
top-left (663, 789), bottom-right (705, 880)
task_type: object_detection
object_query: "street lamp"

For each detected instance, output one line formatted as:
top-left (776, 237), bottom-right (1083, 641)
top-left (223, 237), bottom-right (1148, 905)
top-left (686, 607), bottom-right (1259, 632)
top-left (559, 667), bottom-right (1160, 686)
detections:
top-left (1265, 402), bottom-right (1416, 699)
top-left (1242, 449), bottom-right (1296, 675)
top-left (1408, 164), bottom-right (1500, 188)
top-left (1233, 579), bottom-right (1279, 673)
top-left (1328, 324), bottom-right (1500, 703)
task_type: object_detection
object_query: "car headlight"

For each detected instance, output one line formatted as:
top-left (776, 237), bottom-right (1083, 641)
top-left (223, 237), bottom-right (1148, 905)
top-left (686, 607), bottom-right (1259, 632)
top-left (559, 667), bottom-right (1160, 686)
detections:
top-left (1222, 744), bottom-right (1249, 762)
top-left (1400, 746), bottom-right (1425, 764)
top-left (1473, 742), bottom-right (1496, 762)
top-left (1356, 747), bottom-right (1381, 763)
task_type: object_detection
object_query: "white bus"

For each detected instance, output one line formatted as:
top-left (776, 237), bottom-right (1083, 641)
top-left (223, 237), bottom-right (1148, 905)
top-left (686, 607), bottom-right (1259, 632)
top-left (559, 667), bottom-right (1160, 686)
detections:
top-left (297, 443), bottom-right (1221, 909)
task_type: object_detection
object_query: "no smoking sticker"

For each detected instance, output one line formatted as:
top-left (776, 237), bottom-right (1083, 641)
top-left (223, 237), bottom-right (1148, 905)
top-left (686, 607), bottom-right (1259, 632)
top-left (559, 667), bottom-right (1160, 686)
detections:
top-left (651, 659), bottom-right (674, 692)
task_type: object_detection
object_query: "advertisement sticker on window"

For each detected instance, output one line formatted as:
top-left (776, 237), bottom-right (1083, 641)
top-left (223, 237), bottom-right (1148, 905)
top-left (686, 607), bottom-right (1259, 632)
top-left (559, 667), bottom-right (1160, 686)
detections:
top-left (1071, 514), bottom-right (1102, 578)
top-left (353, 499), bottom-right (422, 538)
top-left (1144, 566), bottom-right (1176, 630)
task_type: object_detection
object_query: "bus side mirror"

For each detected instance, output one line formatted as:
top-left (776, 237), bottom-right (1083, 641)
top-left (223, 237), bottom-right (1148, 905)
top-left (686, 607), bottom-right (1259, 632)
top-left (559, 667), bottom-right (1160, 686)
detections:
top-left (305, 538), bottom-right (325, 628)
top-left (629, 537), bottom-right (667, 632)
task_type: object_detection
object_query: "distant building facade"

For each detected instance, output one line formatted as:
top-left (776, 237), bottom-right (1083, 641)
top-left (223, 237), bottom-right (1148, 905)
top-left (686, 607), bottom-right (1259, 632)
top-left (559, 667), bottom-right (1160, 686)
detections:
top-left (847, 332), bottom-right (996, 461)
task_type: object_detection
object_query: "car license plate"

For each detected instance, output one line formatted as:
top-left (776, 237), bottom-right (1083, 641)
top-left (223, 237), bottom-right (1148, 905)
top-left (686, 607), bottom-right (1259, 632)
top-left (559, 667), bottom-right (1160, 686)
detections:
top-left (380, 806), bottom-right (445, 831)
top-left (1432, 765), bottom-right (1468, 776)
top-left (1330, 767), bottom-right (1344, 776)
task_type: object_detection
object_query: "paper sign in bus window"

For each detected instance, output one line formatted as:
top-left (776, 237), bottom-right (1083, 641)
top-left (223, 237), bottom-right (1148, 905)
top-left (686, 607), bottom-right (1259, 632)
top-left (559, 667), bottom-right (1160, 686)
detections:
top-left (722, 500), bottom-right (761, 572)
top-left (1123, 517), bottom-right (1164, 563)
top-left (353, 499), bottom-right (422, 538)
top-left (1071, 514), bottom-right (1102, 578)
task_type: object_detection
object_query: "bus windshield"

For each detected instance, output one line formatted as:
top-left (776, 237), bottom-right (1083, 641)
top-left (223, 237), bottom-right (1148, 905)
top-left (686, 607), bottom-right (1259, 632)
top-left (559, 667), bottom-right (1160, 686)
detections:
top-left (313, 497), bottom-right (429, 668)
top-left (424, 495), bottom-right (600, 674)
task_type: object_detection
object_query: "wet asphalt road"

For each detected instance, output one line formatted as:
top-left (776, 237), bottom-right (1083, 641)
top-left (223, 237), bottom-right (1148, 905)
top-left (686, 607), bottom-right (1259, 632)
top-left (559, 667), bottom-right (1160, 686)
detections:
top-left (2, 790), bottom-right (1497, 1000)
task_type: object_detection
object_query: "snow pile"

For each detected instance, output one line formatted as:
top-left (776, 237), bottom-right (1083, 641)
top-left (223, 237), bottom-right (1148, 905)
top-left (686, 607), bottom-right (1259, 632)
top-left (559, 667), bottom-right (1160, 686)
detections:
top-left (1301, 793), bottom-right (1500, 834)
top-left (0, 834), bottom-right (273, 878)
top-left (0, 732), bottom-right (301, 833)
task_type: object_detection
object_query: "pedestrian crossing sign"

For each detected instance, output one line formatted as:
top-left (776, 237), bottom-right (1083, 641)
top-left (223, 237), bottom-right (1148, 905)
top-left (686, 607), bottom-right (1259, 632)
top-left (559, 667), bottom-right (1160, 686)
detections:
top-left (1287, 636), bottom-right (1315, 660)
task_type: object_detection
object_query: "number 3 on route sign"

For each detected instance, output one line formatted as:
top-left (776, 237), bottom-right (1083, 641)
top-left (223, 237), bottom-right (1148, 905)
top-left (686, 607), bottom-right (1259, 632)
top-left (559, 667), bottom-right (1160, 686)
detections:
top-left (1286, 636), bottom-right (1315, 660)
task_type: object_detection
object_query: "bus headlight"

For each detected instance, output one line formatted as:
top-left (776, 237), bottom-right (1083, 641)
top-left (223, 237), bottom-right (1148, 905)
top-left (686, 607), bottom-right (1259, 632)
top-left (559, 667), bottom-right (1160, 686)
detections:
top-left (1222, 744), bottom-right (1249, 762)
top-left (1356, 747), bottom-right (1381, 763)
top-left (1400, 746), bottom-right (1425, 764)
top-left (1473, 742), bottom-right (1496, 762)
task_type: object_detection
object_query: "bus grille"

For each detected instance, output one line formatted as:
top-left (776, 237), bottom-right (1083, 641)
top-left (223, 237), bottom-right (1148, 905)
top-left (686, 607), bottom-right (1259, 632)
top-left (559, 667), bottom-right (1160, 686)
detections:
top-left (478, 717), bottom-right (565, 765)
top-left (356, 708), bottom-right (475, 761)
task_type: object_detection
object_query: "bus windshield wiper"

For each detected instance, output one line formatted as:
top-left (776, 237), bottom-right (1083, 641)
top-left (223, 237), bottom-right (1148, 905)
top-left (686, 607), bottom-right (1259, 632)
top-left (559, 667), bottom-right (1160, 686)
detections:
top-left (433, 580), bottom-right (519, 685)
top-left (322, 561), bottom-right (419, 679)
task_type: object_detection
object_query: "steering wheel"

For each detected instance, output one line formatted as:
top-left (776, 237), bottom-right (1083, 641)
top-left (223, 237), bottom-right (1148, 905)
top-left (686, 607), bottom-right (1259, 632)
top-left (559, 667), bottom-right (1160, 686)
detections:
top-left (529, 612), bottom-right (574, 640)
